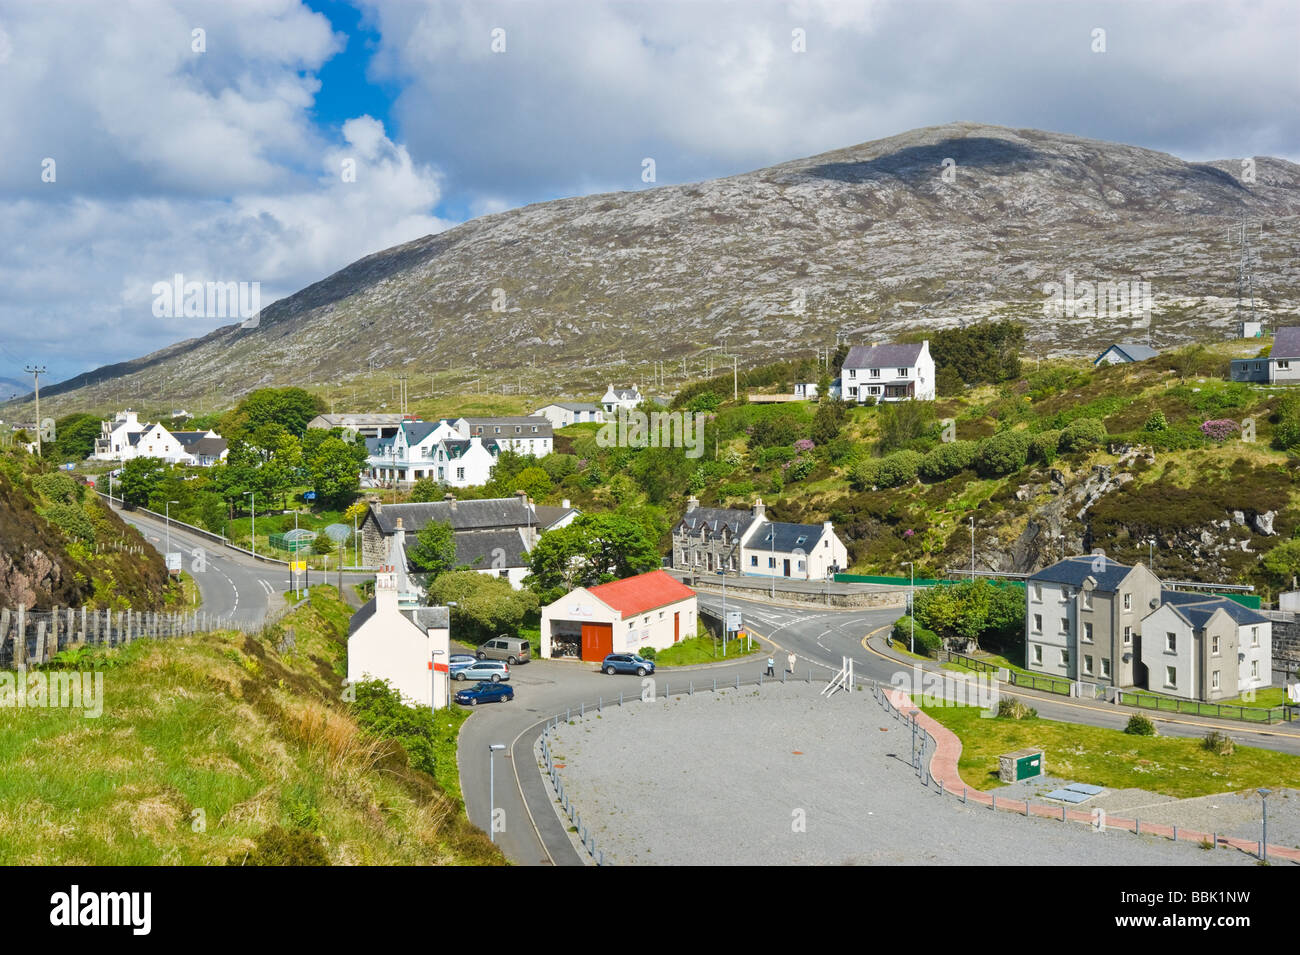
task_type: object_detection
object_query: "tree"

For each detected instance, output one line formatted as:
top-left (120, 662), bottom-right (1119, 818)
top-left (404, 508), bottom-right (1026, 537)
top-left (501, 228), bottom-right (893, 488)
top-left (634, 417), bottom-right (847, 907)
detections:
top-left (876, 400), bottom-right (936, 455)
top-left (927, 321), bottom-right (1025, 386)
top-left (118, 457), bottom-right (168, 507)
top-left (811, 397), bottom-right (847, 445)
top-left (409, 477), bottom-right (444, 503)
top-left (1263, 539), bottom-right (1300, 586)
top-left (513, 466), bottom-right (554, 501)
top-left (221, 387), bottom-right (324, 441)
top-left (406, 520), bottom-right (457, 577)
top-left (427, 571), bottom-right (539, 645)
top-left (975, 430), bottom-right (1031, 477)
top-left (52, 413), bottom-right (102, 462)
top-left (307, 435), bottom-right (366, 508)
top-left (525, 513), bottom-right (661, 601)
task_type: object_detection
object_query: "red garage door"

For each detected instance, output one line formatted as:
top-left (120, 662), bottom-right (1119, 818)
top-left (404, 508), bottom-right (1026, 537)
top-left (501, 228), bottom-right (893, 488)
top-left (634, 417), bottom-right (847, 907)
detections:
top-left (581, 623), bottom-right (613, 662)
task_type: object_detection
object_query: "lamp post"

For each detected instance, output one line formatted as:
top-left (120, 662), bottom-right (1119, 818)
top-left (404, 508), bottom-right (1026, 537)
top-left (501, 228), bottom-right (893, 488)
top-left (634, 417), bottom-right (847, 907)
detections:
top-left (165, 500), bottom-right (180, 572)
top-left (770, 524), bottom-right (776, 599)
top-left (1259, 788), bottom-right (1271, 861)
top-left (969, 516), bottom-right (975, 581)
top-left (243, 491), bottom-right (256, 557)
top-left (488, 743), bottom-right (506, 843)
top-left (904, 561), bottom-right (915, 653)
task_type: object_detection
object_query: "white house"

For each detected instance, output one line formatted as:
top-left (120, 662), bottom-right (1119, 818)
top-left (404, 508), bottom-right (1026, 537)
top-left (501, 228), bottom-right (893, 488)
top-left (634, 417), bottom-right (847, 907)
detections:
top-left (601, 383), bottom-right (642, 415)
top-left (840, 341), bottom-right (935, 402)
top-left (532, 402), bottom-right (604, 429)
top-left (308, 413), bottom-right (408, 439)
top-left (1231, 326), bottom-right (1300, 385)
top-left (741, 518), bottom-right (848, 582)
top-left (540, 569), bottom-right (697, 661)
top-left (1140, 593), bottom-right (1271, 701)
top-left (346, 530), bottom-right (452, 708)
top-left (1094, 342), bottom-right (1160, 366)
top-left (453, 417), bottom-right (553, 457)
top-left (93, 411), bottom-right (227, 466)
top-left (365, 419), bottom-right (498, 486)
top-left (94, 410), bottom-right (148, 459)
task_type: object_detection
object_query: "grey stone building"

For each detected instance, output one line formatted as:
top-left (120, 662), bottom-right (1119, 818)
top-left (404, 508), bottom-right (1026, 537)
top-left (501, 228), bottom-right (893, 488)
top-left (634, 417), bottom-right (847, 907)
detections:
top-left (671, 497), bottom-right (763, 575)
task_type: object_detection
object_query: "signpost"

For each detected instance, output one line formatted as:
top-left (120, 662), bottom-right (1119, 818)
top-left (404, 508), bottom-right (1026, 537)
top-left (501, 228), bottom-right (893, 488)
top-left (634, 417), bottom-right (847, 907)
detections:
top-left (291, 560), bottom-right (307, 599)
top-left (725, 610), bottom-right (744, 655)
top-left (166, 552), bottom-right (182, 576)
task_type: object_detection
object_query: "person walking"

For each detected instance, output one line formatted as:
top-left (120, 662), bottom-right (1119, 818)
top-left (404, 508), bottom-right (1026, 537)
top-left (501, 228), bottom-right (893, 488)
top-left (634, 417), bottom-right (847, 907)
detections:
top-left (765, 656), bottom-right (775, 677)
top-left (787, 651), bottom-right (797, 674)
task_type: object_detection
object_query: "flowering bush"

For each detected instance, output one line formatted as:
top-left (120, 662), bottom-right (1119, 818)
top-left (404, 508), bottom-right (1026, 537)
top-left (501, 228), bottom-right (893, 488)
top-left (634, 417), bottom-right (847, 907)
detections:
top-left (793, 438), bottom-right (815, 453)
top-left (1200, 419), bottom-right (1239, 441)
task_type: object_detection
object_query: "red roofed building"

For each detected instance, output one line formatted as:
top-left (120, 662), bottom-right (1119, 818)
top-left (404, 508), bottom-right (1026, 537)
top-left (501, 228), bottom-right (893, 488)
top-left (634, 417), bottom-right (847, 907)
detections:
top-left (540, 570), bottom-right (698, 661)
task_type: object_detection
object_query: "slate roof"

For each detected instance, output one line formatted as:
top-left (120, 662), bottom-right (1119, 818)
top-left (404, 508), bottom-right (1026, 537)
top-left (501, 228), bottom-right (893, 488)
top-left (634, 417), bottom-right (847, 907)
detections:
top-left (675, 507), bottom-right (758, 540)
top-left (1097, 342), bottom-right (1160, 363)
top-left (538, 401), bottom-right (599, 412)
top-left (184, 437), bottom-right (227, 457)
top-left (842, 342), bottom-right (925, 369)
top-left (453, 529), bottom-right (530, 570)
top-left (170, 431), bottom-right (208, 444)
top-left (1160, 591), bottom-right (1269, 627)
top-left (1028, 555), bottom-right (1137, 592)
top-left (405, 606), bottom-right (451, 630)
top-left (534, 503), bottom-right (579, 528)
top-left (348, 597), bottom-right (377, 634)
top-left (1272, 326), bottom-right (1300, 359)
top-left (587, 570), bottom-right (696, 617)
top-left (460, 417), bottom-right (554, 438)
top-left (401, 420), bottom-right (444, 445)
top-left (368, 498), bottom-right (535, 534)
top-left (751, 521), bottom-right (827, 553)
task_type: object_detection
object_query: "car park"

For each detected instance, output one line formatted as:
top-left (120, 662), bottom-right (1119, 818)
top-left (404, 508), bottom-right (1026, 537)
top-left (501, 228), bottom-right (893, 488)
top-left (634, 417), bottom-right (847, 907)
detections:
top-left (601, 653), bottom-right (655, 676)
top-left (455, 681), bottom-right (515, 706)
top-left (476, 636), bottom-right (531, 665)
top-left (453, 660), bottom-right (510, 682)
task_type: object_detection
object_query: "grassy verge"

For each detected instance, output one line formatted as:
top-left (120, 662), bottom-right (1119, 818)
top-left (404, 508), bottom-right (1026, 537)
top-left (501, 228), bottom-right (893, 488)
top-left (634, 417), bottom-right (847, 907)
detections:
top-left (0, 585), bottom-right (502, 865)
top-left (652, 633), bottom-right (762, 667)
top-left (923, 704), bottom-right (1300, 798)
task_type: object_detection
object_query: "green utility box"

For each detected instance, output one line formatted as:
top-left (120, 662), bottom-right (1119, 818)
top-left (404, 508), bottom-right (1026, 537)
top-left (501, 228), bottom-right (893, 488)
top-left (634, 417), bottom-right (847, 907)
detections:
top-left (999, 748), bottom-right (1044, 783)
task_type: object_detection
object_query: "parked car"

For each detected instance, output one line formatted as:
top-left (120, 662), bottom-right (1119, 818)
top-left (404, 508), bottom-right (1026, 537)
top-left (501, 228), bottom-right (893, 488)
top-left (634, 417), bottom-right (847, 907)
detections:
top-left (476, 636), bottom-right (531, 665)
top-left (448, 654), bottom-right (476, 673)
top-left (601, 653), bottom-right (655, 676)
top-left (453, 660), bottom-right (510, 683)
top-left (455, 681), bottom-right (515, 706)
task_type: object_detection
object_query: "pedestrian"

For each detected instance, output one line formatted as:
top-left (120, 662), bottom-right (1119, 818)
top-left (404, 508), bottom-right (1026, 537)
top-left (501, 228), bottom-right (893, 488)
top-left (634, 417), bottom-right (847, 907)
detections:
top-left (787, 651), bottom-right (796, 674)
top-left (765, 656), bottom-right (775, 677)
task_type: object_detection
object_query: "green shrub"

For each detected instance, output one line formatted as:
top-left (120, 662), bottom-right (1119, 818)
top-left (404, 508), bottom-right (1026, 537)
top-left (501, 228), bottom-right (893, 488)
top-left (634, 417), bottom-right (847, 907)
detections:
top-left (1201, 730), bottom-right (1235, 756)
top-left (756, 446), bottom-right (797, 470)
top-left (40, 501), bottom-right (96, 544)
top-left (1059, 417), bottom-right (1107, 453)
top-left (850, 458), bottom-right (880, 491)
top-left (997, 697), bottom-right (1037, 720)
top-left (1124, 713), bottom-right (1157, 736)
top-left (918, 440), bottom-right (979, 481)
top-left (891, 615), bottom-right (941, 656)
top-left (637, 646), bottom-right (657, 661)
top-left (875, 450), bottom-right (924, 488)
top-left (229, 825), bottom-right (330, 866)
top-left (1143, 410), bottom-right (1169, 432)
top-left (975, 430), bottom-right (1031, 477)
top-left (33, 471), bottom-right (81, 504)
top-left (716, 480), bottom-right (756, 499)
top-left (1029, 429), bottom-right (1062, 465)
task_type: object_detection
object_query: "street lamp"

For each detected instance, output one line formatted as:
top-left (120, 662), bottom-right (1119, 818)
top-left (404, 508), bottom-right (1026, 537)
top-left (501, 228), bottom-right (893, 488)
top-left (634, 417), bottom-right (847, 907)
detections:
top-left (770, 524), bottom-right (776, 599)
top-left (903, 561), bottom-right (915, 653)
top-left (165, 500), bottom-right (180, 571)
top-left (1259, 788), bottom-right (1271, 861)
top-left (243, 491), bottom-right (256, 557)
top-left (969, 516), bottom-right (976, 581)
top-left (488, 743), bottom-right (506, 843)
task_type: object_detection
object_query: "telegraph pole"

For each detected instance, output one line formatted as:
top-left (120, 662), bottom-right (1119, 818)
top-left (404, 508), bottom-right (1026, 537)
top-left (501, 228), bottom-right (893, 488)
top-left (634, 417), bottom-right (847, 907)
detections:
top-left (24, 365), bottom-right (46, 456)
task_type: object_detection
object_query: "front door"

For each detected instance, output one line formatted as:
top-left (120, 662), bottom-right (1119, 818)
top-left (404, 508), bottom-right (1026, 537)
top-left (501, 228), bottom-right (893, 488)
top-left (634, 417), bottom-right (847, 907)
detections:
top-left (674, 612), bottom-right (680, 642)
top-left (783, 559), bottom-right (790, 577)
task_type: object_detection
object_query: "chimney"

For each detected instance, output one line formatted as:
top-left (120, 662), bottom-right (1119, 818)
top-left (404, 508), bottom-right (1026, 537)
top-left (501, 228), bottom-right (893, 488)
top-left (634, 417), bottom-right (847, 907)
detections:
top-left (686, 495), bottom-right (699, 513)
top-left (823, 520), bottom-right (833, 534)
top-left (443, 493), bottom-right (455, 501)
top-left (394, 516), bottom-right (405, 549)
top-left (752, 497), bottom-right (765, 520)
top-left (561, 498), bottom-right (571, 509)
top-left (375, 566), bottom-right (398, 614)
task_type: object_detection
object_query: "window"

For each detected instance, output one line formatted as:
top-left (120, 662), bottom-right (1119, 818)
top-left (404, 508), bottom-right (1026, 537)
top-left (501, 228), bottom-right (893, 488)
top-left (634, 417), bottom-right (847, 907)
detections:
top-left (1123, 593), bottom-right (1132, 611)
top-left (797, 560), bottom-right (806, 572)
top-left (1212, 634), bottom-right (1220, 656)
top-left (750, 555), bottom-right (758, 567)
top-left (1032, 645), bottom-right (1043, 665)
top-left (1080, 590), bottom-right (1092, 610)
top-left (897, 368), bottom-right (910, 378)
top-left (1252, 660), bottom-right (1259, 679)
top-left (848, 369), bottom-right (857, 379)
top-left (1032, 614), bottom-right (1042, 634)
top-left (1060, 617), bottom-right (1069, 635)
top-left (1165, 632), bottom-right (1176, 653)
top-left (1083, 655), bottom-right (1093, 676)
top-left (768, 557), bottom-right (776, 568)
top-left (869, 368), bottom-right (880, 378)
top-left (1033, 582), bottom-right (1042, 601)
top-left (1251, 626), bottom-right (1259, 647)
top-left (1123, 626), bottom-right (1132, 646)
top-left (1060, 649), bottom-right (1070, 667)
top-left (456, 467), bottom-right (465, 480)
top-left (1100, 658), bottom-right (1111, 679)
top-left (1165, 666), bottom-right (1177, 688)
top-left (1211, 671), bottom-right (1220, 690)
top-left (1083, 622), bottom-right (1093, 643)
top-left (1279, 360), bottom-right (1291, 370)
top-left (1062, 587), bottom-right (1072, 601)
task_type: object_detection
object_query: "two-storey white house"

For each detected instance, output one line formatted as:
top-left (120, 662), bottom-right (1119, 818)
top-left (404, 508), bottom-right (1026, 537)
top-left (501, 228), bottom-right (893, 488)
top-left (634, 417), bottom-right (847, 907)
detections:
top-left (364, 419), bottom-right (463, 483)
top-left (1140, 592), bottom-right (1271, 701)
top-left (93, 411), bottom-right (227, 466)
top-left (532, 402), bottom-right (604, 429)
top-left (840, 341), bottom-right (936, 402)
top-left (453, 417), bottom-right (553, 457)
top-left (601, 384), bottom-right (642, 415)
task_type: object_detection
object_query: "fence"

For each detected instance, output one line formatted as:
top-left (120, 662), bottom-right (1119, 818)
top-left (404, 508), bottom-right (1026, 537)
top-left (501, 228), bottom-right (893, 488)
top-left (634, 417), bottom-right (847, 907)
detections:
top-left (1117, 689), bottom-right (1292, 724)
top-left (97, 493), bottom-right (290, 567)
top-left (0, 604), bottom-right (223, 668)
top-left (835, 573), bottom-right (1026, 591)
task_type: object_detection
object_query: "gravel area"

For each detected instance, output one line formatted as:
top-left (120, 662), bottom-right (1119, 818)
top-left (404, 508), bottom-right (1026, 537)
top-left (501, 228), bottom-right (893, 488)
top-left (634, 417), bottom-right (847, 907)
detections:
top-left (545, 683), bottom-right (1270, 865)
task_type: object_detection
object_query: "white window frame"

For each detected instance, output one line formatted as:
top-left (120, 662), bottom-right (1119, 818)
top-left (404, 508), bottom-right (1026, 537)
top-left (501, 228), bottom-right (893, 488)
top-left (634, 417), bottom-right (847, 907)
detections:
top-left (1123, 626), bottom-right (1132, 646)
top-left (1083, 622), bottom-right (1093, 643)
top-left (1083, 655), bottom-right (1093, 676)
top-left (1123, 593), bottom-right (1132, 611)
top-left (1100, 657), bottom-right (1111, 679)
top-left (1032, 614), bottom-right (1042, 634)
top-left (1032, 644), bottom-right (1043, 665)
top-left (1166, 632), bottom-right (1176, 653)
top-left (1211, 671), bottom-right (1220, 690)
top-left (1165, 666), bottom-right (1177, 689)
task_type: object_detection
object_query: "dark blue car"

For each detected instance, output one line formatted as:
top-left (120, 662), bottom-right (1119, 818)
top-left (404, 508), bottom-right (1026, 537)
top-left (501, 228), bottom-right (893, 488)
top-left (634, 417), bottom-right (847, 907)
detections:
top-left (455, 681), bottom-right (515, 706)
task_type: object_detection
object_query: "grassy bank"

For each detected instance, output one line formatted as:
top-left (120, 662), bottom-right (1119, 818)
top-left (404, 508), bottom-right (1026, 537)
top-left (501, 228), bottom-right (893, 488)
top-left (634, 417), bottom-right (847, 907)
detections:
top-left (923, 704), bottom-right (1300, 799)
top-left (652, 632), bottom-right (762, 666)
top-left (0, 586), bottom-right (502, 865)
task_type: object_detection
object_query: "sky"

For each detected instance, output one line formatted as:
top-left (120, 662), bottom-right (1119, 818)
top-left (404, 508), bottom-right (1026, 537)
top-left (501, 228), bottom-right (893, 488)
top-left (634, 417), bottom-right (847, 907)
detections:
top-left (0, 0), bottom-right (1296, 387)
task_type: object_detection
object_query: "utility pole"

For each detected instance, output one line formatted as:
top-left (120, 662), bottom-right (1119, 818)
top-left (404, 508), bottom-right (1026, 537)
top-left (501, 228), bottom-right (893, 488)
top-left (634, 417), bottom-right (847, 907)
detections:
top-left (969, 516), bottom-right (976, 581)
top-left (733, 357), bottom-right (738, 401)
top-left (24, 365), bottom-right (45, 455)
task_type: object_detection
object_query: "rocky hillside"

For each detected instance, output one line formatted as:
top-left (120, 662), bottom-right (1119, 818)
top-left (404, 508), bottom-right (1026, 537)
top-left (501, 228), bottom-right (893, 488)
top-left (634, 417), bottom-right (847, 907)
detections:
top-left (33, 122), bottom-right (1300, 410)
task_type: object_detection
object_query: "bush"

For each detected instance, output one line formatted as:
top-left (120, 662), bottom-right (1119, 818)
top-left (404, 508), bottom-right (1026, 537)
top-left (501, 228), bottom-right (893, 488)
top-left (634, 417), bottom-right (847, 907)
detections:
top-left (785, 456), bottom-right (816, 482)
top-left (1200, 419), bottom-right (1240, 441)
top-left (874, 450), bottom-right (924, 488)
top-left (1029, 429), bottom-right (1062, 465)
top-left (33, 471), bottom-right (81, 504)
top-left (975, 430), bottom-right (1031, 477)
top-left (918, 440), bottom-right (979, 481)
top-left (229, 825), bottom-right (330, 866)
top-left (997, 697), bottom-right (1037, 720)
top-left (41, 501), bottom-right (96, 544)
top-left (1201, 730), bottom-right (1235, 756)
top-left (876, 401), bottom-right (937, 455)
top-left (891, 615), bottom-right (941, 656)
top-left (1124, 713), bottom-right (1157, 736)
top-left (850, 458), bottom-right (880, 491)
top-left (637, 646), bottom-right (657, 661)
top-left (1059, 417), bottom-right (1107, 453)
top-left (1143, 410), bottom-right (1168, 432)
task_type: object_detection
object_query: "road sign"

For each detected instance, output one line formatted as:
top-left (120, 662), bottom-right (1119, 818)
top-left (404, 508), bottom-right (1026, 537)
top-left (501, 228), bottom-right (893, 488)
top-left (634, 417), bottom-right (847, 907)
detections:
top-left (302, 491), bottom-right (317, 501)
top-left (291, 561), bottom-right (307, 574)
top-left (166, 552), bottom-right (182, 574)
top-left (726, 610), bottom-right (742, 632)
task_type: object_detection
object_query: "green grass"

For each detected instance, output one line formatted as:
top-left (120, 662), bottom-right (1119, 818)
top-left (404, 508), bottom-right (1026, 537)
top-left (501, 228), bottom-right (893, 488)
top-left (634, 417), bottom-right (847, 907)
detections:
top-left (924, 705), bottom-right (1300, 798)
top-left (884, 637), bottom-right (932, 662)
top-left (0, 585), bottom-right (503, 865)
top-left (651, 633), bottom-right (762, 666)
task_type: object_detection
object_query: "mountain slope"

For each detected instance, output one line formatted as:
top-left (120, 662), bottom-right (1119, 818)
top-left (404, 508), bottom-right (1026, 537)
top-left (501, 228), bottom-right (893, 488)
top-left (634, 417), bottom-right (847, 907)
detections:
top-left (39, 122), bottom-right (1300, 409)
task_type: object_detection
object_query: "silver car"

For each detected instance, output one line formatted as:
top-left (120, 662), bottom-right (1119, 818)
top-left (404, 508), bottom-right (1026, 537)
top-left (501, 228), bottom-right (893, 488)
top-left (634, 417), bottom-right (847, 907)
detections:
top-left (453, 660), bottom-right (511, 683)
